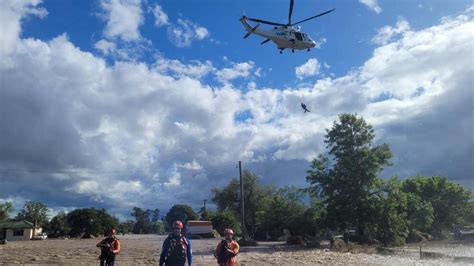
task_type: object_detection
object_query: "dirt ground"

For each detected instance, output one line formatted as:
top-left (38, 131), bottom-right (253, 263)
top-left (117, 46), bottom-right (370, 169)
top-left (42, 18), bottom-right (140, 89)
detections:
top-left (0, 234), bottom-right (471, 265)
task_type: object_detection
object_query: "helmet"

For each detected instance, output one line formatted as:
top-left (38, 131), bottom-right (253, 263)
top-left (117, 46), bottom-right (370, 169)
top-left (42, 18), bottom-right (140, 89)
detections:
top-left (224, 228), bottom-right (234, 235)
top-left (173, 220), bottom-right (184, 229)
top-left (109, 229), bottom-right (117, 235)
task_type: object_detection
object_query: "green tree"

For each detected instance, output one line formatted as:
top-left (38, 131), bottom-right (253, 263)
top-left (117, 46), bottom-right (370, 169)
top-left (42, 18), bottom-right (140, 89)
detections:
top-left (401, 176), bottom-right (472, 238)
top-left (118, 220), bottom-right (135, 234)
top-left (131, 207), bottom-right (161, 234)
top-left (211, 211), bottom-right (240, 236)
top-left (48, 211), bottom-right (70, 237)
top-left (131, 207), bottom-right (152, 234)
top-left (0, 202), bottom-right (14, 222)
top-left (67, 208), bottom-right (118, 237)
top-left (460, 201), bottom-right (474, 227)
top-left (405, 193), bottom-right (434, 233)
top-left (15, 201), bottom-right (50, 227)
top-left (371, 179), bottom-right (408, 246)
top-left (306, 113), bottom-right (392, 239)
top-left (261, 186), bottom-right (306, 238)
top-left (212, 170), bottom-right (274, 238)
top-left (164, 204), bottom-right (198, 231)
top-left (151, 221), bottom-right (166, 235)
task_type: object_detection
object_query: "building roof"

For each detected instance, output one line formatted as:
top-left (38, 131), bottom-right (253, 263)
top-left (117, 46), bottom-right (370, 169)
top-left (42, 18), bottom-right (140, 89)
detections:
top-left (0, 220), bottom-right (36, 229)
top-left (187, 220), bottom-right (212, 226)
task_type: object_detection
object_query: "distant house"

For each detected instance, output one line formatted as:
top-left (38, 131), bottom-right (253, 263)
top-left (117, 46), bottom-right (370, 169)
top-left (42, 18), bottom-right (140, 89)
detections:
top-left (0, 220), bottom-right (42, 241)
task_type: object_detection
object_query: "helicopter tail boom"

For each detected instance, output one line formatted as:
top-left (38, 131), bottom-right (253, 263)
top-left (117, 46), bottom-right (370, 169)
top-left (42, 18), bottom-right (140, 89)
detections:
top-left (240, 17), bottom-right (260, 38)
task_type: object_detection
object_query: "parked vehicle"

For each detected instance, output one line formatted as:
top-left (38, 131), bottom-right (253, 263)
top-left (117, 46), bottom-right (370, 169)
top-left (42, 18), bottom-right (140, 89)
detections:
top-left (186, 221), bottom-right (215, 238)
top-left (31, 233), bottom-right (48, 240)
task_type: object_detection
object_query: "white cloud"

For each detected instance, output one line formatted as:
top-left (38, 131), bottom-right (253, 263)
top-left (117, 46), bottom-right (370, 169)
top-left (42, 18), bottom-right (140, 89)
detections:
top-left (94, 39), bottom-right (116, 55)
top-left (167, 19), bottom-right (209, 47)
top-left (0, 0), bottom-right (47, 56)
top-left (359, 0), bottom-right (382, 14)
top-left (195, 27), bottom-right (209, 40)
top-left (372, 18), bottom-right (411, 45)
top-left (152, 4), bottom-right (169, 27)
top-left (177, 160), bottom-right (203, 170)
top-left (215, 61), bottom-right (257, 83)
top-left (295, 58), bottom-right (321, 80)
top-left (1, 1), bottom-right (473, 218)
top-left (153, 57), bottom-right (214, 79)
top-left (100, 0), bottom-right (143, 41)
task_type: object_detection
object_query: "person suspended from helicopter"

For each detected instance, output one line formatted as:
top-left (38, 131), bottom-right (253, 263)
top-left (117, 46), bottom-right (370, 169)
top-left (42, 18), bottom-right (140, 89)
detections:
top-left (301, 103), bottom-right (310, 113)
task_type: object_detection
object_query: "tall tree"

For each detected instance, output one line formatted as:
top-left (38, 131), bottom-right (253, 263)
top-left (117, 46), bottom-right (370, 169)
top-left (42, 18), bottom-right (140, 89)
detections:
top-left (306, 113), bottom-right (392, 238)
top-left (164, 204), bottom-right (198, 231)
top-left (15, 201), bottom-right (50, 227)
top-left (131, 207), bottom-right (152, 234)
top-left (0, 201), bottom-right (13, 222)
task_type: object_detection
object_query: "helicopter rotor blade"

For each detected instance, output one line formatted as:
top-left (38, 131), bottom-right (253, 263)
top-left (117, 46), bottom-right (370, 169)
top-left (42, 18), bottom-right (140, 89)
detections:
top-left (243, 23), bottom-right (260, 39)
top-left (291, 8), bottom-right (335, 26)
top-left (247, 17), bottom-right (286, 26)
top-left (260, 39), bottom-right (271, 45)
top-left (288, 0), bottom-right (294, 25)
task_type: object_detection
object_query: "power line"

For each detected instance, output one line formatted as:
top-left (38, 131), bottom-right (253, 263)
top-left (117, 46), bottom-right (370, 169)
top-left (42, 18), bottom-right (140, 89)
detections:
top-left (0, 168), bottom-right (143, 175)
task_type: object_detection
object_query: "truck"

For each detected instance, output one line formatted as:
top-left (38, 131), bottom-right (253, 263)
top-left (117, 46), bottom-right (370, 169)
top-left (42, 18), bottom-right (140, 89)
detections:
top-left (185, 221), bottom-right (216, 238)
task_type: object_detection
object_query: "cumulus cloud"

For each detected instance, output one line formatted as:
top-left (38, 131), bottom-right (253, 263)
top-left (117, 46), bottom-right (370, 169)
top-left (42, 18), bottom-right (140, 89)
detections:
top-left (100, 0), bottom-right (144, 41)
top-left (177, 160), bottom-right (203, 170)
top-left (94, 39), bottom-right (117, 55)
top-left (372, 18), bottom-right (410, 45)
top-left (0, 0), bottom-right (47, 56)
top-left (167, 19), bottom-right (209, 47)
top-left (1, 1), bottom-right (473, 218)
top-left (153, 57), bottom-right (214, 79)
top-left (152, 4), bottom-right (169, 27)
top-left (215, 61), bottom-right (258, 83)
top-left (359, 0), bottom-right (382, 14)
top-left (295, 58), bottom-right (321, 80)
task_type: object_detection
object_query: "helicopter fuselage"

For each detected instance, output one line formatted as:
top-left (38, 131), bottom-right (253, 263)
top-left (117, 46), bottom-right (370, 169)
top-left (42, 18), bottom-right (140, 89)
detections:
top-left (240, 16), bottom-right (316, 51)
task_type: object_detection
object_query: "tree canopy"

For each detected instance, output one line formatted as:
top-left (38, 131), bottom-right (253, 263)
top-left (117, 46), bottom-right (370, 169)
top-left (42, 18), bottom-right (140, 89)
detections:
top-left (15, 201), bottom-right (50, 227)
top-left (306, 113), bottom-right (392, 236)
top-left (164, 204), bottom-right (198, 231)
top-left (0, 201), bottom-right (13, 222)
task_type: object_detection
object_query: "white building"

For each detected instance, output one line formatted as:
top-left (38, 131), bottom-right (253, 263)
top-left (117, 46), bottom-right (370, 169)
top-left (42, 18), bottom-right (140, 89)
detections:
top-left (0, 220), bottom-right (42, 241)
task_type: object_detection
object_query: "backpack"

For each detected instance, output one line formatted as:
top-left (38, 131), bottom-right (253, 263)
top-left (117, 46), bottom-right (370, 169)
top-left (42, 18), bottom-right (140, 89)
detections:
top-left (217, 240), bottom-right (233, 264)
top-left (166, 235), bottom-right (188, 265)
top-left (99, 237), bottom-right (119, 260)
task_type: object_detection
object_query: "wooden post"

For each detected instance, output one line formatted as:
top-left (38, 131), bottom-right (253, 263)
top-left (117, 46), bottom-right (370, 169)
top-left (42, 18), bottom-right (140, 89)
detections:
top-left (239, 161), bottom-right (245, 240)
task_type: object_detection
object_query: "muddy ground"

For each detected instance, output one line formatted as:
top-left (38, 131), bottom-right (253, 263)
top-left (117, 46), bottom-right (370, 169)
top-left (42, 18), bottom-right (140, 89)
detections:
top-left (0, 234), bottom-right (472, 265)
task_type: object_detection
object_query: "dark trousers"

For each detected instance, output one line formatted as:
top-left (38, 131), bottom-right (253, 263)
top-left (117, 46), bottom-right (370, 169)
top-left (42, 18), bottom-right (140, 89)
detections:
top-left (100, 256), bottom-right (115, 266)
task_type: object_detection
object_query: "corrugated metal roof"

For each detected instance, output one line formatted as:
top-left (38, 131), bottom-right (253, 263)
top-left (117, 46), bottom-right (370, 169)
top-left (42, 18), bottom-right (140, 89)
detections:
top-left (0, 220), bottom-right (35, 229)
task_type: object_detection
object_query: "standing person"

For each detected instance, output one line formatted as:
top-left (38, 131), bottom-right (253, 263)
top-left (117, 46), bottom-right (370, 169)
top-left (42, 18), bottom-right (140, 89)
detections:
top-left (159, 220), bottom-right (192, 266)
top-left (96, 229), bottom-right (121, 266)
top-left (214, 228), bottom-right (240, 266)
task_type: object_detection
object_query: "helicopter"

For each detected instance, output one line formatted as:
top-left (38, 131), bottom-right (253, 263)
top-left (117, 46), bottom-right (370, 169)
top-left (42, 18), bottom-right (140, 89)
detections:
top-left (240, 0), bottom-right (335, 53)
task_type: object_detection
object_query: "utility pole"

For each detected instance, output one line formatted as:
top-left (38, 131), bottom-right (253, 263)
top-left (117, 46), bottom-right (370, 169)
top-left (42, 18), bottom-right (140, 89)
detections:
top-left (239, 160), bottom-right (246, 240)
top-left (203, 199), bottom-right (207, 212)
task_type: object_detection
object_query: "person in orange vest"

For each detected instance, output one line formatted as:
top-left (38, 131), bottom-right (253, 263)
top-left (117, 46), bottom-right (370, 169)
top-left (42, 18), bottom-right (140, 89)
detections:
top-left (214, 228), bottom-right (240, 266)
top-left (96, 229), bottom-right (121, 266)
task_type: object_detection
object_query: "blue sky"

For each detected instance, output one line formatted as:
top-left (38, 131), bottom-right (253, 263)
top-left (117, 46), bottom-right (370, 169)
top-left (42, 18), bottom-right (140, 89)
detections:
top-left (20, 0), bottom-right (472, 87)
top-left (1, 0), bottom-right (473, 220)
